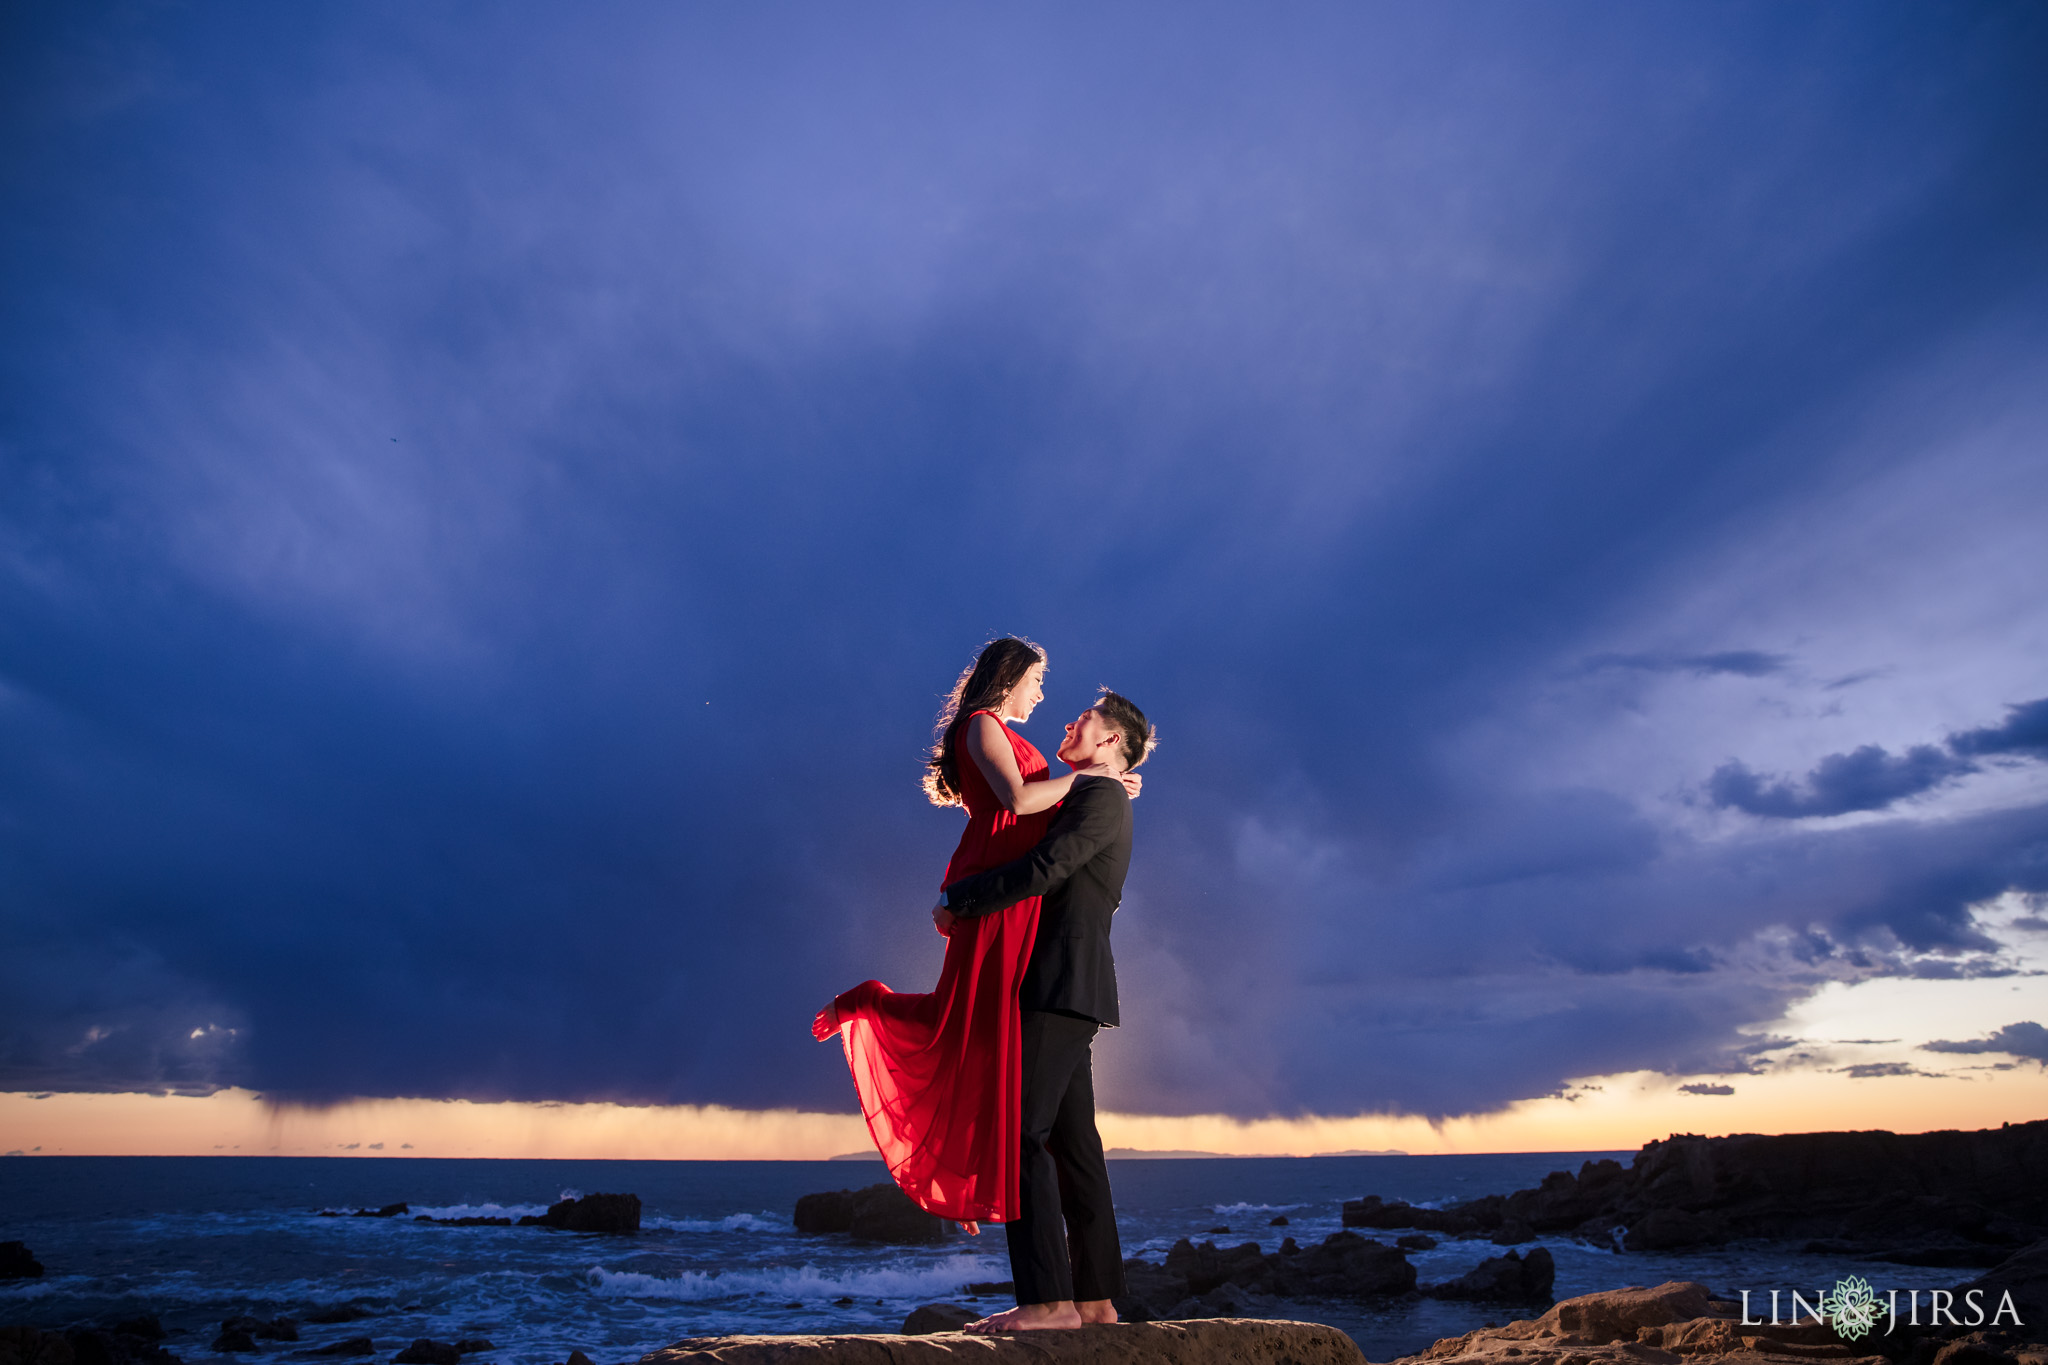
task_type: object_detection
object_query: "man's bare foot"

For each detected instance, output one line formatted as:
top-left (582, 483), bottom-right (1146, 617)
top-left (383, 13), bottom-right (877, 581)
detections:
top-left (811, 1003), bottom-right (841, 1041)
top-left (964, 1302), bottom-right (1083, 1333)
top-left (1076, 1299), bottom-right (1118, 1325)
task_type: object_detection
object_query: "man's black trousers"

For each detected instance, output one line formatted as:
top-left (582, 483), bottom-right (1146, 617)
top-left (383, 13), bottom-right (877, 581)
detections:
top-left (1007, 1009), bottom-right (1126, 1306)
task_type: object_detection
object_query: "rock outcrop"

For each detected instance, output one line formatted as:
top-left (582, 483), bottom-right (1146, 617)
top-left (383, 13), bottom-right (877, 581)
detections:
top-left (519, 1192), bottom-right (642, 1233)
top-left (392, 1343), bottom-right (460, 1365)
top-left (214, 1317), bottom-right (298, 1351)
top-left (900, 1306), bottom-right (979, 1335)
top-left (1421, 1247), bottom-right (1555, 1303)
top-left (302, 1338), bottom-right (375, 1357)
top-left (0, 1242), bottom-right (43, 1279)
top-left (642, 1320), bottom-right (1365, 1365)
top-left (1961, 1241), bottom-right (2048, 1339)
top-left (791, 1184), bottom-right (948, 1243)
top-left (1112, 1232), bottom-right (1416, 1317)
top-left (1390, 1278), bottom-right (2048, 1365)
top-left (1, 1322), bottom-right (183, 1365)
top-left (1350, 1121), bottom-right (2048, 1257)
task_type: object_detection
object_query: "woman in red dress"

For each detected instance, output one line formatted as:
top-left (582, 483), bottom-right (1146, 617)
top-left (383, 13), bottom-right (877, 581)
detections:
top-left (813, 637), bottom-right (1136, 1233)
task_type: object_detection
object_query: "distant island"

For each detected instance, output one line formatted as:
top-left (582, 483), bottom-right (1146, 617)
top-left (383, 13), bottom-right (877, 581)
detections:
top-left (1310, 1149), bottom-right (1409, 1158)
top-left (831, 1146), bottom-right (1409, 1160)
top-left (1104, 1148), bottom-right (1408, 1159)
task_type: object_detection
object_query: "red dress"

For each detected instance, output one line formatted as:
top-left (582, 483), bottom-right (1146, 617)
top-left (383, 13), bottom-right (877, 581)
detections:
top-left (830, 710), bottom-right (1052, 1223)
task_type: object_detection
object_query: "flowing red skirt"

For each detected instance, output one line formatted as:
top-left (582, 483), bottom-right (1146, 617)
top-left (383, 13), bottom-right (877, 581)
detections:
top-left (832, 711), bottom-right (1050, 1223)
top-left (833, 890), bottom-right (1041, 1222)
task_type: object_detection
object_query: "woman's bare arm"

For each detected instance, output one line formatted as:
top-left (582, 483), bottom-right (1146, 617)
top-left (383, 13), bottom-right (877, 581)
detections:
top-left (967, 713), bottom-right (1078, 814)
top-left (966, 712), bottom-right (1140, 812)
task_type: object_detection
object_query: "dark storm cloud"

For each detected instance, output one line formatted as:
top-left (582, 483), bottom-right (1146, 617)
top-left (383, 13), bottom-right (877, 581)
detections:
top-left (4, 2), bottom-right (2048, 1117)
top-left (1708, 744), bottom-right (1976, 819)
top-left (1709, 695), bottom-right (2048, 821)
top-left (1584, 650), bottom-right (1789, 679)
top-left (1922, 1022), bottom-right (2048, 1065)
top-left (1678, 1084), bottom-right (1734, 1096)
top-left (1838, 1063), bottom-right (1936, 1080)
top-left (1949, 698), bottom-right (2048, 758)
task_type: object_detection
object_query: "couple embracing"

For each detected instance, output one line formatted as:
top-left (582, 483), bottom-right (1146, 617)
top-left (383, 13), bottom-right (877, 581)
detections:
top-left (813, 636), bottom-right (1155, 1332)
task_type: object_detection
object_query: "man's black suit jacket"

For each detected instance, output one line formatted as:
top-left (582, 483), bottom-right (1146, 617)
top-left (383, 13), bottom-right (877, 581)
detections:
top-left (942, 774), bottom-right (1131, 1028)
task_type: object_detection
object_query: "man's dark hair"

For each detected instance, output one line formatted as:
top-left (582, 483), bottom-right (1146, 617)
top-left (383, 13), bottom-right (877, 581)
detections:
top-left (1095, 688), bottom-right (1156, 772)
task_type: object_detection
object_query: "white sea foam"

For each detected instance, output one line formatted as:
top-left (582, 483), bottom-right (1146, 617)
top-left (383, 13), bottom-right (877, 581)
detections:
top-left (587, 1254), bottom-right (1006, 1303)
top-left (408, 1202), bottom-right (552, 1221)
top-left (1211, 1202), bottom-right (1304, 1217)
top-left (644, 1211), bottom-right (784, 1233)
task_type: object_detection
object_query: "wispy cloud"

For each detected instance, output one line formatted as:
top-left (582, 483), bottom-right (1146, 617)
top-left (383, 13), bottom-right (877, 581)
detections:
top-left (1709, 744), bottom-right (1977, 819)
top-left (1949, 698), bottom-right (2048, 758)
top-left (1922, 1021), bottom-right (2048, 1065)
top-left (1584, 650), bottom-right (1790, 679)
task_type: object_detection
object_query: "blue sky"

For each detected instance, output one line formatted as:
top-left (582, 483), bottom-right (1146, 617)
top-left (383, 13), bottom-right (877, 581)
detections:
top-left (3, 2), bottom-right (2046, 1126)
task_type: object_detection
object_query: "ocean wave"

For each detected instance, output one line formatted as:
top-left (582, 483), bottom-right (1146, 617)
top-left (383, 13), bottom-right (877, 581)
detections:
top-left (1210, 1202), bottom-right (1305, 1217)
top-left (643, 1212), bottom-right (784, 1234)
top-left (587, 1254), bottom-right (1006, 1303)
top-left (407, 1202), bottom-right (553, 1221)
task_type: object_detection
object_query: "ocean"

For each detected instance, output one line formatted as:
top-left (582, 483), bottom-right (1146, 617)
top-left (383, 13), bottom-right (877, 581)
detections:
top-left (0, 1155), bottom-right (1974, 1364)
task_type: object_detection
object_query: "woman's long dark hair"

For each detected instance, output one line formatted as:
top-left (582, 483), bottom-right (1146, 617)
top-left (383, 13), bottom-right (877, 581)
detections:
top-left (923, 636), bottom-right (1045, 807)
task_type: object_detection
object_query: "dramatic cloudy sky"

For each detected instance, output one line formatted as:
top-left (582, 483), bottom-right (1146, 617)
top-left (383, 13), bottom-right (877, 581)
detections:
top-left (4, 2), bottom-right (2046, 1127)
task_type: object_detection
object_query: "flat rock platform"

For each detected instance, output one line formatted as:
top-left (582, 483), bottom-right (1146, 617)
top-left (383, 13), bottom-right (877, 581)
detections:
top-left (641, 1320), bottom-right (1365, 1365)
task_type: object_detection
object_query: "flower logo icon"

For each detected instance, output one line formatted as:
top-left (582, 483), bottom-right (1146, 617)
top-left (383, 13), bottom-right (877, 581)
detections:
top-left (1818, 1275), bottom-right (1881, 1340)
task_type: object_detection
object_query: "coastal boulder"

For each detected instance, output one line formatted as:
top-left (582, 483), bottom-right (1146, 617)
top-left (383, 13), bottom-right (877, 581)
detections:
top-left (1959, 1239), bottom-right (2048, 1337)
top-left (794, 1191), bottom-right (855, 1234)
top-left (1547, 1281), bottom-right (1722, 1343)
top-left (303, 1339), bottom-right (374, 1357)
top-left (302, 1307), bottom-right (371, 1327)
top-left (393, 1342), bottom-right (461, 1365)
top-left (61, 1330), bottom-right (179, 1365)
top-left (1392, 1282), bottom-right (1769, 1365)
top-left (0, 1327), bottom-right (73, 1365)
top-left (524, 1192), bottom-right (641, 1233)
top-left (849, 1184), bottom-right (946, 1244)
top-left (792, 1184), bottom-right (946, 1242)
top-left (0, 1242), bottom-right (43, 1280)
top-left (1165, 1239), bottom-right (1268, 1296)
top-left (1342, 1197), bottom-right (1484, 1236)
top-left (1169, 1284), bottom-right (1281, 1319)
top-left (641, 1319), bottom-right (1368, 1365)
top-left (1118, 1260), bottom-right (1191, 1319)
top-left (1622, 1206), bottom-right (1722, 1252)
top-left (1422, 1247), bottom-right (1554, 1303)
top-left (900, 1306), bottom-right (977, 1335)
top-left (220, 1317), bottom-right (296, 1343)
top-left (1268, 1231), bottom-right (1417, 1299)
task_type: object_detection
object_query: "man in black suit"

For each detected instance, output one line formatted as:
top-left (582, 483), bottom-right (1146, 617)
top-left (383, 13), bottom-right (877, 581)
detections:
top-left (934, 689), bottom-right (1155, 1332)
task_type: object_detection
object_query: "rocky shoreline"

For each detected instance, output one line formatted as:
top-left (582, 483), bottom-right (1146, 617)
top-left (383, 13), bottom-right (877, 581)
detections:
top-left (8, 1123), bottom-right (2046, 1365)
top-left (639, 1275), bottom-right (2048, 1365)
top-left (1340, 1122), bottom-right (2048, 1265)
